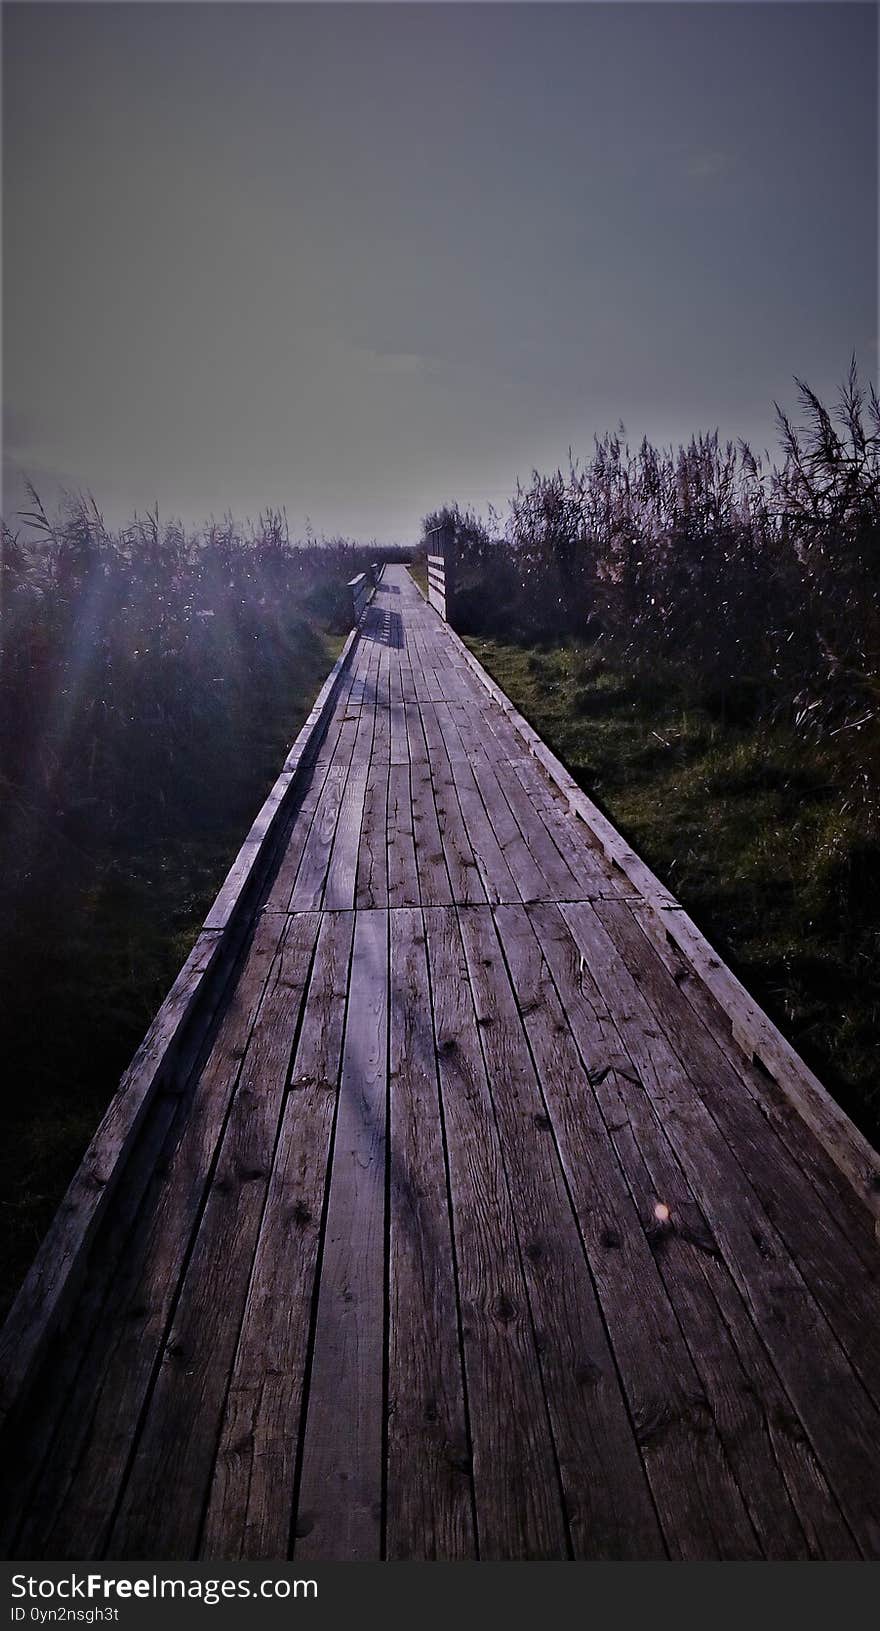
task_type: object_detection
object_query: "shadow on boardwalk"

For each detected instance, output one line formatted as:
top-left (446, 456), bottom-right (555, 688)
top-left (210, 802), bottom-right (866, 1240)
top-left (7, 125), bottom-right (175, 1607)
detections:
top-left (1, 566), bottom-right (879, 1562)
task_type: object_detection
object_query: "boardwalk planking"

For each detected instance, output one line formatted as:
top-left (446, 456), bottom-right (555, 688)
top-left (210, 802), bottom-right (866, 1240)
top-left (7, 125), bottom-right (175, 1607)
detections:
top-left (560, 899), bottom-right (880, 1555)
top-left (201, 910), bottom-right (355, 1558)
top-left (2, 565), bottom-right (879, 1562)
top-left (424, 906), bottom-right (568, 1559)
top-left (455, 904), bottom-right (668, 1559)
top-left (386, 908), bottom-right (475, 1559)
top-left (516, 901), bottom-right (856, 1559)
top-left (105, 912), bottom-right (322, 1559)
top-left (295, 910), bottom-right (389, 1561)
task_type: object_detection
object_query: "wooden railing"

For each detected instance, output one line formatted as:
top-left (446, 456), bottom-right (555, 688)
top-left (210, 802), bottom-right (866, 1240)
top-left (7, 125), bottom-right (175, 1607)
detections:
top-left (350, 574), bottom-right (374, 623)
top-left (348, 563), bottom-right (385, 624)
top-left (425, 524), bottom-right (453, 620)
top-left (426, 554), bottom-right (448, 619)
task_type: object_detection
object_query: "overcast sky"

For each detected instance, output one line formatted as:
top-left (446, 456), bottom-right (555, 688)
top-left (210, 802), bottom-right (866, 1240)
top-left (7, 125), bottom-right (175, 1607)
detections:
top-left (3, 1), bottom-right (877, 543)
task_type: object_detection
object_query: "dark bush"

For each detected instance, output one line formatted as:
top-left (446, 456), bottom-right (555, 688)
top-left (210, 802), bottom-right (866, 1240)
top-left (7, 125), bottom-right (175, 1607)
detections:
top-left (421, 362), bottom-right (880, 823)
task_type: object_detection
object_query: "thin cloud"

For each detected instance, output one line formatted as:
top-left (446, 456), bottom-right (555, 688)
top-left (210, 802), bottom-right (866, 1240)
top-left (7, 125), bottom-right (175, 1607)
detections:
top-left (686, 149), bottom-right (734, 180)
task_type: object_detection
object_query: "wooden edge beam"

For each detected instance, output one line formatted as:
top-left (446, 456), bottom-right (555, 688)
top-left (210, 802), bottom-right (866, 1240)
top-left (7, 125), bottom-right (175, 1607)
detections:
top-left (444, 622), bottom-right (880, 1232)
top-left (0, 619), bottom-right (364, 1429)
top-left (205, 624), bottom-right (360, 929)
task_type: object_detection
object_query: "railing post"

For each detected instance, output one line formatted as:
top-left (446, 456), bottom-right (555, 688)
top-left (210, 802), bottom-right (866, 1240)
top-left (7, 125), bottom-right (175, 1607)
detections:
top-left (425, 523), bottom-right (455, 622)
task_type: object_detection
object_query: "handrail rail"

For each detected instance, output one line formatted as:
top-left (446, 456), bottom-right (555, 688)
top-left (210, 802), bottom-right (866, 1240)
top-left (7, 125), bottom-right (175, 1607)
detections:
top-left (349, 572), bottom-right (373, 623)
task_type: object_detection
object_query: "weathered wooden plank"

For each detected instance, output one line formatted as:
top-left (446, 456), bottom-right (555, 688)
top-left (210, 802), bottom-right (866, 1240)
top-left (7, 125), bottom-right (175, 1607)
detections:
top-left (370, 644), bottom-right (392, 763)
top-left (415, 666), bottom-right (445, 702)
top-left (356, 760), bottom-right (390, 909)
top-left (399, 662), bottom-right (417, 704)
top-left (387, 761), bottom-right (420, 908)
top-left (310, 662), bottom-right (364, 768)
top-left (415, 703), bottom-right (484, 900)
top-left (423, 906), bottom-right (569, 1560)
top-left (630, 900), bottom-right (879, 1269)
top-left (263, 664), bottom-right (363, 912)
top-left (449, 699), bottom-right (590, 899)
top-left (201, 911), bottom-right (355, 1558)
top-left (387, 908), bottom-right (475, 1559)
top-left (354, 651), bottom-right (390, 909)
top-left (318, 645), bottom-right (379, 913)
top-left (561, 899), bottom-right (880, 1556)
top-left (105, 912), bottom-right (322, 1559)
top-left (18, 910), bottom-right (292, 1558)
top-left (406, 704), bottom-right (454, 907)
top-left (404, 700), bottom-right (428, 766)
top-left (655, 902), bottom-right (880, 1227)
top-left (433, 705), bottom-right (553, 903)
top-left (390, 657), bottom-right (409, 766)
top-left (501, 744), bottom-right (626, 899)
top-left (520, 901), bottom-right (856, 1560)
top-left (324, 771), bottom-right (369, 911)
top-left (295, 910), bottom-right (389, 1561)
top-left (263, 768), bottom-right (335, 913)
top-left (445, 625), bottom-right (679, 904)
top-left (411, 770), bottom-right (453, 904)
top-left (592, 900), bottom-right (880, 1402)
top-left (459, 903), bottom-right (706, 1560)
top-left (288, 754), bottom-right (353, 910)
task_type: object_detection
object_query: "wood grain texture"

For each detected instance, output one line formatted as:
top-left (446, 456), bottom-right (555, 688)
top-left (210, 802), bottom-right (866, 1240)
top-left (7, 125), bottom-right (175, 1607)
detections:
top-left (106, 912), bottom-right (322, 1560)
top-left (561, 899), bottom-right (880, 1555)
top-left (201, 911), bottom-right (355, 1558)
top-left (424, 906), bottom-right (568, 1560)
top-left (457, 904), bottom-right (672, 1560)
top-left (295, 910), bottom-right (389, 1561)
top-left (387, 908), bottom-right (475, 1559)
top-left (519, 901), bottom-right (855, 1560)
top-left (5, 563), bottom-right (880, 1564)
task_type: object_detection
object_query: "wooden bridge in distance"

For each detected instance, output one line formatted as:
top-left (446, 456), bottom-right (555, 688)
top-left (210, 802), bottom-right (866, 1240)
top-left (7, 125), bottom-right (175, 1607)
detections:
top-left (2, 563), bottom-right (880, 1561)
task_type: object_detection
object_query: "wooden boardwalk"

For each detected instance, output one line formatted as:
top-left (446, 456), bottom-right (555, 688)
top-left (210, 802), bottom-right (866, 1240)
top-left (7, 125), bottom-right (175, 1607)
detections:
top-left (3, 564), bottom-right (880, 1561)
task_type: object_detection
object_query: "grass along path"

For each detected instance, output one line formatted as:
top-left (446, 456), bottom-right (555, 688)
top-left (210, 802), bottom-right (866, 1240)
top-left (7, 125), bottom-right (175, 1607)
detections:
top-left (407, 558), bottom-right (429, 597)
top-left (462, 635), bottom-right (880, 1149)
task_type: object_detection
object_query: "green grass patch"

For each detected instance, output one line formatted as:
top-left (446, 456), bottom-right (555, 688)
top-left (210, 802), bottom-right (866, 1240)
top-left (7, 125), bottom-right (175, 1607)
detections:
top-left (406, 560), bottom-right (429, 597)
top-left (463, 634), bottom-right (880, 1148)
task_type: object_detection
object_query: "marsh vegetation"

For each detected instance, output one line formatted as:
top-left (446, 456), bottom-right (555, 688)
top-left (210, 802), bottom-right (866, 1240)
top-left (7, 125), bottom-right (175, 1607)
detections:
top-left (417, 366), bottom-right (880, 1141)
top-left (0, 495), bottom-right (404, 1310)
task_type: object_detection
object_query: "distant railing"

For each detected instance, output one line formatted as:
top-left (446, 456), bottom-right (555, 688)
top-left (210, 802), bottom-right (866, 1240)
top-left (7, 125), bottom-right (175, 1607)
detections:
top-left (349, 563), bottom-right (384, 625)
top-left (349, 572), bottom-right (372, 624)
top-left (425, 524), bottom-right (453, 621)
